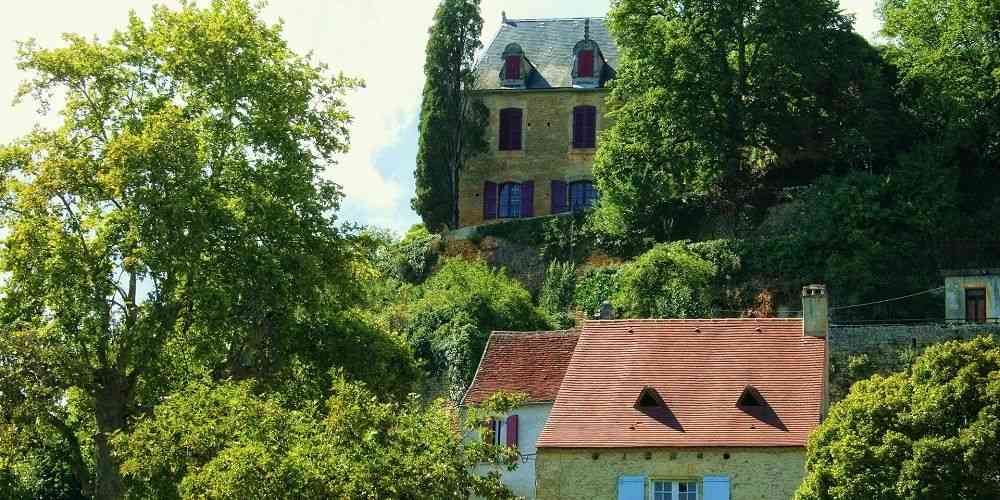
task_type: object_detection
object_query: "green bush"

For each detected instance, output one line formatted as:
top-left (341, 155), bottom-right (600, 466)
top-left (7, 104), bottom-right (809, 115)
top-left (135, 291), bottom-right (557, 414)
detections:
top-left (400, 259), bottom-right (550, 397)
top-left (539, 261), bottom-right (577, 328)
top-left (612, 241), bottom-right (719, 318)
top-left (573, 266), bottom-right (620, 318)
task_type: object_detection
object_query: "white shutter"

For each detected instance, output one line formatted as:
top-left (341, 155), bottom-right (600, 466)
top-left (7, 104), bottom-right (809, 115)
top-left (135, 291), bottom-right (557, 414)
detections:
top-left (703, 475), bottom-right (731, 500)
top-left (617, 475), bottom-right (646, 500)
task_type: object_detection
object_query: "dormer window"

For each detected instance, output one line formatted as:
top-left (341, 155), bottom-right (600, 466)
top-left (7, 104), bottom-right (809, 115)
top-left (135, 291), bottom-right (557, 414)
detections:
top-left (634, 386), bottom-right (665, 409)
top-left (737, 385), bottom-right (765, 407)
top-left (500, 43), bottom-right (527, 88)
top-left (572, 27), bottom-right (603, 88)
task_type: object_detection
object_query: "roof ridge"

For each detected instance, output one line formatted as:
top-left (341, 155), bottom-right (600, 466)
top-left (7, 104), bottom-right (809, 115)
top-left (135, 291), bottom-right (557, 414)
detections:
top-left (505, 16), bottom-right (607, 22)
top-left (491, 329), bottom-right (578, 336)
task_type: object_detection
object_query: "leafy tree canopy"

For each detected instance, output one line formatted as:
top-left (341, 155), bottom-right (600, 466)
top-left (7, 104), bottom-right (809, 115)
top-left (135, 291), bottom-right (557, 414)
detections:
top-left (595, 0), bottom-right (899, 240)
top-left (796, 336), bottom-right (1000, 500)
top-left (116, 377), bottom-right (523, 500)
top-left (0, 1), bottom-right (362, 497)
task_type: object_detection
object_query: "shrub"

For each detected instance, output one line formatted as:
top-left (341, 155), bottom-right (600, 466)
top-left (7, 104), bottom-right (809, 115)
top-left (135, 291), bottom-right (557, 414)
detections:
top-left (538, 261), bottom-right (577, 328)
top-left (573, 266), bottom-right (619, 318)
top-left (612, 241), bottom-right (718, 318)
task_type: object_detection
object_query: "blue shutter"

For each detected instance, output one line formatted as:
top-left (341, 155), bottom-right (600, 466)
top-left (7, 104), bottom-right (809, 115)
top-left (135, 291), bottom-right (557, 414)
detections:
top-left (703, 475), bottom-right (730, 500)
top-left (617, 475), bottom-right (646, 500)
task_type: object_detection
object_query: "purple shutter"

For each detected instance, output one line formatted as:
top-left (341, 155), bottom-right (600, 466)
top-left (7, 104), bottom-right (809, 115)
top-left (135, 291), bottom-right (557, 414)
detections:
top-left (521, 181), bottom-right (534, 217)
top-left (484, 181), bottom-right (498, 220)
top-left (586, 107), bottom-right (596, 147)
top-left (510, 109), bottom-right (522, 150)
top-left (499, 110), bottom-right (509, 150)
top-left (551, 180), bottom-right (567, 214)
top-left (572, 107), bottom-right (583, 148)
top-left (506, 415), bottom-right (519, 448)
top-left (505, 56), bottom-right (521, 80)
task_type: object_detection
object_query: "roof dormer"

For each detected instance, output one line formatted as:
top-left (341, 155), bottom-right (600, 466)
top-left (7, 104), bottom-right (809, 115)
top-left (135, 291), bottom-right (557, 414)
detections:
top-left (500, 43), bottom-right (528, 88)
top-left (572, 19), bottom-right (604, 88)
top-left (634, 386), bottom-right (665, 409)
top-left (737, 385), bottom-right (765, 408)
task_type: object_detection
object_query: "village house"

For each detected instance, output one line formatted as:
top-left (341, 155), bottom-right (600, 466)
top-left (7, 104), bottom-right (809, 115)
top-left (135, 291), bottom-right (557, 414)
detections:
top-left (462, 330), bottom-right (579, 499)
top-left (458, 16), bottom-right (619, 228)
top-left (464, 286), bottom-right (830, 499)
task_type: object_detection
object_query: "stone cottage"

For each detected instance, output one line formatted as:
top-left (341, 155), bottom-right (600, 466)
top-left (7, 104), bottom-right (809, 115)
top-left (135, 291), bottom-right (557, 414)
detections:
top-left (534, 288), bottom-right (830, 500)
top-left (458, 16), bottom-right (619, 228)
top-left (462, 330), bottom-right (579, 499)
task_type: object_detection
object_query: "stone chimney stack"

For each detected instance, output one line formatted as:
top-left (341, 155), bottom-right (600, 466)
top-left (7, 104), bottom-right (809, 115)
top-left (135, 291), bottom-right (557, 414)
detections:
top-left (802, 284), bottom-right (828, 337)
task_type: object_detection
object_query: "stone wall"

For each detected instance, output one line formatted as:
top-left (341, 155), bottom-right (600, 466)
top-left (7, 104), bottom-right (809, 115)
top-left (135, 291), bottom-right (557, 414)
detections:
top-left (827, 322), bottom-right (1000, 400)
top-left (459, 88), bottom-right (611, 228)
top-left (536, 447), bottom-right (806, 500)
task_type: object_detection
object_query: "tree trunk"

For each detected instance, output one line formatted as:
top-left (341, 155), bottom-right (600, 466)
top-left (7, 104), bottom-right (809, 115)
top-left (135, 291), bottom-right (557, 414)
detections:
top-left (93, 369), bottom-right (129, 500)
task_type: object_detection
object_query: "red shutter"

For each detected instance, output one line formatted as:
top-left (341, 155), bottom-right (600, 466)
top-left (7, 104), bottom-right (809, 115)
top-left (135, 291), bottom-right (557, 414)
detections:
top-left (551, 180), bottom-right (567, 214)
top-left (578, 50), bottom-right (594, 77)
top-left (505, 56), bottom-right (521, 80)
top-left (521, 181), bottom-right (534, 217)
top-left (506, 415), bottom-right (519, 448)
top-left (484, 181), bottom-right (498, 220)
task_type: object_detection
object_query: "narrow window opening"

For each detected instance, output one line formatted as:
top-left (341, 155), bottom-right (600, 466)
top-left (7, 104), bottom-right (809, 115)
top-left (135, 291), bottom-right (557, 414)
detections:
top-left (738, 386), bottom-right (764, 407)
top-left (634, 386), bottom-right (665, 409)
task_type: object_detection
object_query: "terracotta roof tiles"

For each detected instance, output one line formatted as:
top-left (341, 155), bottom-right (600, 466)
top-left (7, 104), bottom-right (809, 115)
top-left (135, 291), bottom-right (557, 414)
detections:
top-left (536, 319), bottom-right (826, 448)
top-left (462, 330), bottom-right (579, 406)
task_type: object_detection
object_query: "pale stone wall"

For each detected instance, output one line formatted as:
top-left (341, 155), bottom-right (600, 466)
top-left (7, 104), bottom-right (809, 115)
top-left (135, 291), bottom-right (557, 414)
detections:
top-left (459, 88), bottom-right (611, 228)
top-left (536, 447), bottom-right (806, 500)
top-left (473, 403), bottom-right (553, 499)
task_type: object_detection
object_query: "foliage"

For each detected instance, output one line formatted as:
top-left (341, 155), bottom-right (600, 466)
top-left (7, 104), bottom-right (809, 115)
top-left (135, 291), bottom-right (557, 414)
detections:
top-left (412, 0), bottom-right (489, 232)
top-left (611, 241), bottom-right (720, 318)
top-left (573, 267), bottom-right (620, 319)
top-left (749, 163), bottom-right (954, 315)
top-left (396, 259), bottom-right (550, 398)
top-left (538, 261), bottom-right (577, 328)
top-left (0, 1), bottom-right (361, 497)
top-left (596, 0), bottom-right (898, 240)
top-left (116, 378), bottom-right (523, 500)
top-left (396, 225), bottom-right (442, 284)
top-left (796, 336), bottom-right (1000, 499)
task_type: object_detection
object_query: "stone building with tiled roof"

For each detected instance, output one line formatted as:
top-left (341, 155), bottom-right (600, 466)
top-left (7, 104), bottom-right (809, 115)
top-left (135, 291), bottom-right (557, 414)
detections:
top-left (457, 15), bottom-right (619, 228)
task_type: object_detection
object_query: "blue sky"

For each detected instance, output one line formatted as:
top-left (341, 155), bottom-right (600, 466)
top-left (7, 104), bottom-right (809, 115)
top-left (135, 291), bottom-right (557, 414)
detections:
top-left (0, 0), bottom-right (881, 235)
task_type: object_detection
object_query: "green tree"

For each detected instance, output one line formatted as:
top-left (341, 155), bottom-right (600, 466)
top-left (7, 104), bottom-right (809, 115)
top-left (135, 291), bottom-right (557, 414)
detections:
top-left (115, 378), bottom-right (523, 499)
top-left (612, 241), bottom-right (720, 318)
top-left (412, 0), bottom-right (489, 232)
top-left (879, 0), bottom-right (1000, 234)
top-left (796, 336), bottom-right (1000, 499)
top-left (595, 0), bottom-right (895, 240)
top-left (0, 2), bottom-right (360, 498)
top-left (395, 259), bottom-right (550, 397)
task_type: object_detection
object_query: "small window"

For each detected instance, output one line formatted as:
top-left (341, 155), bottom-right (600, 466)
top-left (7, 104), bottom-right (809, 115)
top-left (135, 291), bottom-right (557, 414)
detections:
top-left (578, 49), bottom-right (595, 77)
top-left (634, 386), bottom-right (665, 409)
top-left (966, 288), bottom-right (987, 323)
top-left (504, 56), bottom-right (521, 81)
top-left (499, 108), bottom-right (523, 151)
top-left (572, 105), bottom-right (597, 149)
top-left (498, 182), bottom-right (522, 218)
top-left (569, 180), bottom-right (599, 212)
top-left (737, 386), bottom-right (764, 407)
top-left (652, 480), bottom-right (700, 500)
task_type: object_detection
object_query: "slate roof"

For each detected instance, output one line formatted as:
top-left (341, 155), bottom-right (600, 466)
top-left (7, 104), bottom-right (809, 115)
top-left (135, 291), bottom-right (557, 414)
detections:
top-left (474, 17), bottom-right (620, 90)
top-left (462, 330), bottom-right (579, 405)
top-left (536, 319), bottom-right (826, 448)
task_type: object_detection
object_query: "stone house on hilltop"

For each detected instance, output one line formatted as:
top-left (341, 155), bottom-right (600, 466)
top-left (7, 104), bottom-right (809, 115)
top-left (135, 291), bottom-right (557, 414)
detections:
top-left (458, 16), bottom-right (619, 228)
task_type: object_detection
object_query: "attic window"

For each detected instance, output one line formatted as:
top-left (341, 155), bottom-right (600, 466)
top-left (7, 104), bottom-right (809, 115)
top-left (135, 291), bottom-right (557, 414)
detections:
top-left (634, 386), bottom-right (665, 409)
top-left (737, 386), bottom-right (764, 407)
top-left (500, 43), bottom-right (526, 87)
top-left (572, 37), bottom-right (602, 88)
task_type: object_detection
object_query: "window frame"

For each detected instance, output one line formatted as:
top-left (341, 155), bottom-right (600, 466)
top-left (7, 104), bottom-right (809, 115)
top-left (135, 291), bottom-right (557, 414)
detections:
top-left (572, 105), bottom-right (597, 149)
top-left (498, 182), bottom-right (522, 219)
top-left (650, 479), bottom-right (701, 500)
top-left (965, 287), bottom-right (987, 323)
top-left (568, 180), bottom-right (598, 212)
top-left (499, 108), bottom-right (523, 151)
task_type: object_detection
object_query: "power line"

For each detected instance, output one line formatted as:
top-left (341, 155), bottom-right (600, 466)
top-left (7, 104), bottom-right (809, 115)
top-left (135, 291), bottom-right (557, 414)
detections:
top-left (831, 286), bottom-right (946, 311)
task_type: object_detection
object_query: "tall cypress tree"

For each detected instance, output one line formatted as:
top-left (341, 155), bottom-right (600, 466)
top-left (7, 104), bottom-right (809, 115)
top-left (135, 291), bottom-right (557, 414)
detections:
top-left (412, 0), bottom-right (488, 233)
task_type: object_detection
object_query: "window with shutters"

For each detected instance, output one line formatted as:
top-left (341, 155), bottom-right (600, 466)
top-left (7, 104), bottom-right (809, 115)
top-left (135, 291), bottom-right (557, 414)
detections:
top-left (652, 480), bottom-right (700, 500)
top-left (966, 288), bottom-right (987, 323)
top-left (578, 49), bottom-right (594, 77)
top-left (498, 182), bottom-right (522, 218)
top-left (572, 106), bottom-right (597, 149)
top-left (569, 180), bottom-right (598, 212)
top-left (499, 108), bottom-right (523, 151)
top-left (500, 43), bottom-right (526, 87)
top-left (572, 35), bottom-right (603, 88)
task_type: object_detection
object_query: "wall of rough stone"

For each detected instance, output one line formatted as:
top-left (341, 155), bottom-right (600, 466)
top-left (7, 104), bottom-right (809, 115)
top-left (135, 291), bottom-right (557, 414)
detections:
top-left (827, 322), bottom-right (1000, 400)
top-left (459, 88), bottom-right (611, 228)
top-left (536, 447), bottom-right (806, 500)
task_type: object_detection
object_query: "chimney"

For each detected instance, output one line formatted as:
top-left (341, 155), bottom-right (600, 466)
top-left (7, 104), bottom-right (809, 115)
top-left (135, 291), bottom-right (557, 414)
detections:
top-left (802, 284), bottom-right (828, 337)
top-left (501, 11), bottom-right (508, 24)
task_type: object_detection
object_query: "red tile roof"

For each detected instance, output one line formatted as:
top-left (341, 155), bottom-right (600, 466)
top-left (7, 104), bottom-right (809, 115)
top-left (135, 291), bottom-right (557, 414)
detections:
top-left (537, 319), bottom-right (826, 448)
top-left (462, 330), bottom-right (579, 406)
